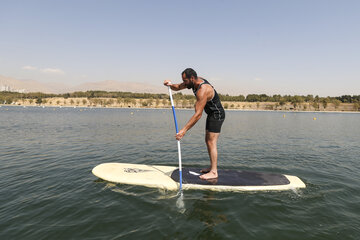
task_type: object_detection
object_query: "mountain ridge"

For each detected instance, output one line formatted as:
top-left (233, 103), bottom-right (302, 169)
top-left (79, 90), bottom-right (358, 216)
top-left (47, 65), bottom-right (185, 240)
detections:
top-left (0, 75), bottom-right (167, 94)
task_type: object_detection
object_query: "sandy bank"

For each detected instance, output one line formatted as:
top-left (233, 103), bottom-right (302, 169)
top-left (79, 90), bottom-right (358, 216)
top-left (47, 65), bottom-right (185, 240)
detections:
top-left (5, 97), bottom-right (360, 112)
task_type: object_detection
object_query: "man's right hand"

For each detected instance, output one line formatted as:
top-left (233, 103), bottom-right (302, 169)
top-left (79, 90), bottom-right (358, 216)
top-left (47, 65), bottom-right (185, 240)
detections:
top-left (164, 80), bottom-right (172, 86)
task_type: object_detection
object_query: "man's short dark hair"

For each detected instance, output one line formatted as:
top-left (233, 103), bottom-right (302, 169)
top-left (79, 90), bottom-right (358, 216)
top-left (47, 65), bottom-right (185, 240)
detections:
top-left (182, 68), bottom-right (197, 79)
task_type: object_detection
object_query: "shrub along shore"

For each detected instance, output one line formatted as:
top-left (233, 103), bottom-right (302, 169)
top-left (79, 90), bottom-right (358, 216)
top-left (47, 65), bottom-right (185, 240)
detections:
top-left (0, 91), bottom-right (359, 112)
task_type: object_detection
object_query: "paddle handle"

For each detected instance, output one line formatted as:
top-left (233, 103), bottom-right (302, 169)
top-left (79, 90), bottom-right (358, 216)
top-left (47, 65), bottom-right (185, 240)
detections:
top-left (168, 86), bottom-right (183, 190)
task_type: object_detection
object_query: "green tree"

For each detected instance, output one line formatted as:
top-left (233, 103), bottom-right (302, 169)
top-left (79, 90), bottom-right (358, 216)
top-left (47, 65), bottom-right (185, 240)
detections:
top-left (314, 95), bottom-right (320, 103)
top-left (279, 99), bottom-right (286, 106)
top-left (36, 97), bottom-right (42, 105)
top-left (273, 95), bottom-right (281, 102)
top-left (305, 95), bottom-right (314, 102)
top-left (237, 95), bottom-right (246, 101)
top-left (312, 102), bottom-right (319, 111)
top-left (259, 94), bottom-right (270, 102)
top-left (321, 98), bottom-right (329, 110)
top-left (291, 96), bottom-right (302, 109)
top-left (246, 94), bottom-right (260, 102)
top-left (338, 95), bottom-right (352, 103)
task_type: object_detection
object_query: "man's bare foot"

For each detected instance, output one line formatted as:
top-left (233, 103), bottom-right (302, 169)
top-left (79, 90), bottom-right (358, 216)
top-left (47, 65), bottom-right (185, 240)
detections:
top-left (203, 177), bottom-right (218, 184)
top-left (200, 168), bottom-right (211, 173)
top-left (199, 170), bottom-right (218, 180)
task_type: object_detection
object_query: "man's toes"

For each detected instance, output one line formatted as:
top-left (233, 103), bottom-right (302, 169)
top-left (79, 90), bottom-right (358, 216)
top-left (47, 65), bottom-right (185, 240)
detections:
top-left (199, 172), bottom-right (218, 180)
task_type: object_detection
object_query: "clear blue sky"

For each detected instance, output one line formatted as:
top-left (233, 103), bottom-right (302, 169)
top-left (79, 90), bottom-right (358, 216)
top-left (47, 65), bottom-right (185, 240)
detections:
top-left (1, 0), bottom-right (359, 96)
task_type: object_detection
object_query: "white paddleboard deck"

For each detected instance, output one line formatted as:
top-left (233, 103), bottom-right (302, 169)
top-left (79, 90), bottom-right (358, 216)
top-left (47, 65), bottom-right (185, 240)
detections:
top-left (92, 163), bottom-right (306, 192)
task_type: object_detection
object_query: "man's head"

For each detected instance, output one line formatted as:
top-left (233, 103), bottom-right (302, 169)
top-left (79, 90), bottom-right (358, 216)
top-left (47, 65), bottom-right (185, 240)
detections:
top-left (182, 68), bottom-right (197, 89)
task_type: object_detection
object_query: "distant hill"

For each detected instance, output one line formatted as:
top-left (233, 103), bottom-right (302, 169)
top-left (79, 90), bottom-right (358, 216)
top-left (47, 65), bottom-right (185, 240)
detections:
top-left (0, 75), bottom-right (167, 94)
top-left (0, 75), bottom-right (57, 93)
top-left (70, 80), bottom-right (166, 94)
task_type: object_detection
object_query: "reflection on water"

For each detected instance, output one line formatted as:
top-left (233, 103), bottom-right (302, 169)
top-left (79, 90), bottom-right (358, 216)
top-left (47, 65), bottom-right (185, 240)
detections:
top-left (175, 191), bottom-right (185, 213)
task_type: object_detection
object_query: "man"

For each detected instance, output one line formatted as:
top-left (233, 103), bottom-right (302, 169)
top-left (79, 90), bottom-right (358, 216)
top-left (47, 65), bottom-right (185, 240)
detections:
top-left (164, 68), bottom-right (225, 180)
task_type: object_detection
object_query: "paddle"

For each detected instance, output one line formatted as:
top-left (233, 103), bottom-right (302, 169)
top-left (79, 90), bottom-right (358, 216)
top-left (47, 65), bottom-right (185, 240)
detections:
top-left (167, 86), bottom-right (183, 191)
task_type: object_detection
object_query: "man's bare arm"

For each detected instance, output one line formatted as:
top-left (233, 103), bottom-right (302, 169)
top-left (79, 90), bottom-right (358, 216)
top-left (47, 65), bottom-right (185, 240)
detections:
top-left (163, 80), bottom-right (186, 91)
top-left (175, 86), bottom-right (209, 140)
top-left (183, 90), bottom-right (207, 131)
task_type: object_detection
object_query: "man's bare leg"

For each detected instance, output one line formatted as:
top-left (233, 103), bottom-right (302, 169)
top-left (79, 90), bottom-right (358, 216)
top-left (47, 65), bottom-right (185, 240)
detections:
top-left (200, 131), bottom-right (219, 180)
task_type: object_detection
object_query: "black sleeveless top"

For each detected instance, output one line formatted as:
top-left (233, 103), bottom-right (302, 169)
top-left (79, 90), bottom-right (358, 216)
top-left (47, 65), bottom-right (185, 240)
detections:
top-left (192, 79), bottom-right (225, 120)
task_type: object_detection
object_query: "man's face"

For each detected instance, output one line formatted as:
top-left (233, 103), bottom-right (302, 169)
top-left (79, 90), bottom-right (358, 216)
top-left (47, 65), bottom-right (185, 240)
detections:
top-left (182, 73), bottom-right (194, 89)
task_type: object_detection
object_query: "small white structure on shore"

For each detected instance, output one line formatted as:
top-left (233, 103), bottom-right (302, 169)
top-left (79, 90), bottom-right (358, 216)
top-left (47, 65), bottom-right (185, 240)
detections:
top-left (0, 85), bottom-right (25, 93)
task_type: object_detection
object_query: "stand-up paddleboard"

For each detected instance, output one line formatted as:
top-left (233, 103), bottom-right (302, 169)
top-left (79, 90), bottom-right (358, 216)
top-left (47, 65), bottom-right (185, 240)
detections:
top-left (92, 163), bottom-right (306, 192)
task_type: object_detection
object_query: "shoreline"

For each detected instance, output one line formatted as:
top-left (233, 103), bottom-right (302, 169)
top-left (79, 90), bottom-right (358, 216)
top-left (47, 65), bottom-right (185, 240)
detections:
top-left (1, 103), bottom-right (359, 114)
top-left (1, 93), bottom-right (359, 112)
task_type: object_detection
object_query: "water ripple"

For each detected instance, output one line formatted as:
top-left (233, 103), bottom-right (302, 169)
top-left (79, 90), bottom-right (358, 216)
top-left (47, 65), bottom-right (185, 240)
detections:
top-left (0, 107), bottom-right (359, 239)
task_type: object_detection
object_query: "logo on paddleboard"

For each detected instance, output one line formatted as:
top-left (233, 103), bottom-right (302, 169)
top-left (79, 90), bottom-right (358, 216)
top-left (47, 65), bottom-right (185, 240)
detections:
top-left (124, 168), bottom-right (152, 173)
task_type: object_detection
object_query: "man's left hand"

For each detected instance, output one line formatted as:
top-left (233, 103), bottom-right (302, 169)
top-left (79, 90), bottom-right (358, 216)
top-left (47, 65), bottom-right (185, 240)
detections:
top-left (175, 129), bottom-right (186, 140)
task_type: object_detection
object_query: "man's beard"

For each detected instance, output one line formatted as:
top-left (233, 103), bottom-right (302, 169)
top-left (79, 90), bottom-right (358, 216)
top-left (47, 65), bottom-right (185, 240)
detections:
top-left (186, 81), bottom-right (194, 89)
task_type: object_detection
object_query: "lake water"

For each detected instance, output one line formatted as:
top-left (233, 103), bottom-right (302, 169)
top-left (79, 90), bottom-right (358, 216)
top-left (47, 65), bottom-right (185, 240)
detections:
top-left (1, 106), bottom-right (359, 239)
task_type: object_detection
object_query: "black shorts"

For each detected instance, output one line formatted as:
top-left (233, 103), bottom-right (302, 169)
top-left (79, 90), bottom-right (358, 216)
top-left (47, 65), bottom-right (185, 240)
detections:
top-left (206, 114), bottom-right (225, 133)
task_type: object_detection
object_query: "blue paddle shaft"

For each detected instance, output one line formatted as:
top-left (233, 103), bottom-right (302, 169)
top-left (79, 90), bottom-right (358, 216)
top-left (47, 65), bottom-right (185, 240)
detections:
top-left (171, 106), bottom-right (179, 133)
top-left (168, 86), bottom-right (183, 190)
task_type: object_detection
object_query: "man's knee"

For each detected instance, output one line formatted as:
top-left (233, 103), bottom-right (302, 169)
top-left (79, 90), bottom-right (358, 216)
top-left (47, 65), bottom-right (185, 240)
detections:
top-left (206, 136), bottom-right (218, 145)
